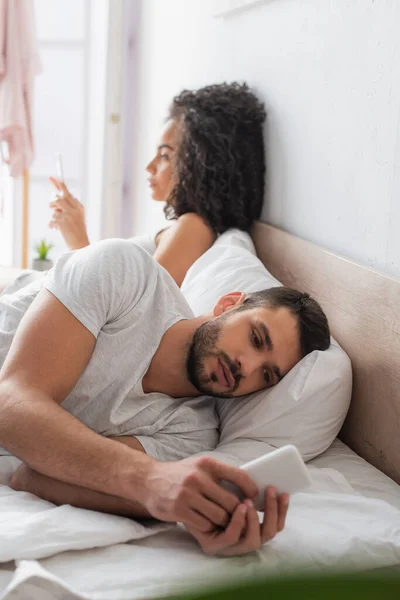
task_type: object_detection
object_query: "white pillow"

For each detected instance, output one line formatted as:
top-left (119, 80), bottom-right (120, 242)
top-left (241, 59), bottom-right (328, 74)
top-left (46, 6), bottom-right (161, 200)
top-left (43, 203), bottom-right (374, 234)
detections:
top-left (181, 229), bottom-right (352, 464)
top-left (181, 229), bottom-right (279, 316)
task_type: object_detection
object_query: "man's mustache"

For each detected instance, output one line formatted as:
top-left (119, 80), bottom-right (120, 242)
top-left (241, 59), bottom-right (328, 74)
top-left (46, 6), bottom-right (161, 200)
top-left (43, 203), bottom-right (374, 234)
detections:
top-left (219, 351), bottom-right (242, 389)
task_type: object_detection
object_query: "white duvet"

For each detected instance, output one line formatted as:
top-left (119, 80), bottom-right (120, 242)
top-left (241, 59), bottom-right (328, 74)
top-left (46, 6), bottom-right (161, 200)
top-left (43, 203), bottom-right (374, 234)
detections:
top-left (1, 455), bottom-right (400, 600)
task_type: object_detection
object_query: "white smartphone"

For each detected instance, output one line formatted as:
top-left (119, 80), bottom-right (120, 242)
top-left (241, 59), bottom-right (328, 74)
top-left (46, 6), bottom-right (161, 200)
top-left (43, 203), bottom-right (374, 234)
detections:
top-left (56, 153), bottom-right (64, 183)
top-left (224, 445), bottom-right (312, 511)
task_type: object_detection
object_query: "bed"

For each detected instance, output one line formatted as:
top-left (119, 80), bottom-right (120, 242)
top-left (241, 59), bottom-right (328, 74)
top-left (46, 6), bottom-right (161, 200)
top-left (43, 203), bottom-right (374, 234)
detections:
top-left (0, 268), bottom-right (26, 296)
top-left (0, 222), bottom-right (399, 600)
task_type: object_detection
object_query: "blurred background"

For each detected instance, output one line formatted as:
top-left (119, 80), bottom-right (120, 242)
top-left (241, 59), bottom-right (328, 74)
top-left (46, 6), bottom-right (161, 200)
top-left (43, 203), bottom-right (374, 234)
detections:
top-left (1, 0), bottom-right (129, 266)
top-left (1, 0), bottom-right (400, 280)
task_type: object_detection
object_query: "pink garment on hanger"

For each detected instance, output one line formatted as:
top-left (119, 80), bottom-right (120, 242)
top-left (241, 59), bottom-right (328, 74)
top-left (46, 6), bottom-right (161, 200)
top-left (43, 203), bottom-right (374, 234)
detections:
top-left (0, 0), bottom-right (41, 178)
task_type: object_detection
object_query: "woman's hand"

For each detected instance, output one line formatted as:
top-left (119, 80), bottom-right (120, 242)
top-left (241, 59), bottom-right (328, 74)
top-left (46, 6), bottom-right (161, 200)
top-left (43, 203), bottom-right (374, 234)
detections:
top-left (184, 486), bottom-right (289, 557)
top-left (48, 177), bottom-right (90, 250)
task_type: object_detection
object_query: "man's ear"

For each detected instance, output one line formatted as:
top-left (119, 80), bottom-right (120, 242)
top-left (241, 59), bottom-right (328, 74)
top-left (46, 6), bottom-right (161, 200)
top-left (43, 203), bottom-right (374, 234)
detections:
top-left (213, 292), bottom-right (246, 317)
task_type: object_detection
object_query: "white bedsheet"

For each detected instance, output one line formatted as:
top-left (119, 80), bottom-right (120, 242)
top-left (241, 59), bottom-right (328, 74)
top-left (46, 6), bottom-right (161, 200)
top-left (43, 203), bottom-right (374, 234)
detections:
top-left (310, 439), bottom-right (400, 510)
top-left (0, 457), bottom-right (171, 564)
top-left (0, 442), bottom-right (400, 600)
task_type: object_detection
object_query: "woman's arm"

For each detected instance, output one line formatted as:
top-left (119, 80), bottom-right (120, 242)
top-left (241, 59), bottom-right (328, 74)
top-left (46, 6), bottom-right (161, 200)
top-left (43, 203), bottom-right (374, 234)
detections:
top-left (10, 436), bottom-right (152, 518)
top-left (153, 213), bottom-right (216, 287)
top-left (48, 178), bottom-right (90, 250)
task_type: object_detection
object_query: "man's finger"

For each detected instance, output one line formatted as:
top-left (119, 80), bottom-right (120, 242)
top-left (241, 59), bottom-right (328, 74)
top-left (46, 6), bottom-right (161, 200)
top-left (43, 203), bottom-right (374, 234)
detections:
top-left (207, 460), bottom-right (258, 500)
top-left (185, 504), bottom-right (248, 557)
top-left (214, 503), bottom-right (247, 551)
top-left (191, 495), bottom-right (230, 529)
top-left (277, 494), bottom-right (289, 532)
top-left (201, 479), bottom-right (240, 514)
top-left (240, 499), bottom-right (261, 548)
top-left (181, 508), bottom-right (214, 533)
top-left (262, 486), bottom-right (278, 543)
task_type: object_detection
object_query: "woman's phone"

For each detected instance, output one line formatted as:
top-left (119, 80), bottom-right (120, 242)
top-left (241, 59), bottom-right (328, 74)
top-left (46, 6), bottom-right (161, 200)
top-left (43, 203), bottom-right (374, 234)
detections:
top-left (56, 153), bottom-right (64, 183)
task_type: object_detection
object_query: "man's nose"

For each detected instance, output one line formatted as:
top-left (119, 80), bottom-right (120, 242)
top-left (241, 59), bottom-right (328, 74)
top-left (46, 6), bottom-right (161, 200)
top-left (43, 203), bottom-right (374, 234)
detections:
top-left (237, 353), bottom-right (263, 378)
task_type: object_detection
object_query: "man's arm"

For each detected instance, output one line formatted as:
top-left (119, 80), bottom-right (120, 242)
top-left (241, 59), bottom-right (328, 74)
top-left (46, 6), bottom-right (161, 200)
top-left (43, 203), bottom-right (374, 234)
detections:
top-left (0, 289), bottom-right (258, 531)
top-left (9, 436), bottom-right (151, 517)
top-left (0, 289), bottom-right (155, 500)
top-left (10, 464), bottom-right (151, 517)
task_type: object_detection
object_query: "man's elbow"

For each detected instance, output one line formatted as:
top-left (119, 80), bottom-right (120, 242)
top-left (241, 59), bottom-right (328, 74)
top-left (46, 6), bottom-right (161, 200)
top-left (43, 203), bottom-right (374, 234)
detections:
top-left (0, 378), bottom-right (20, 442)
top-left (9, 472), bottom-right (21, 491)
top-left (9, 464), bottom-right (33, 492)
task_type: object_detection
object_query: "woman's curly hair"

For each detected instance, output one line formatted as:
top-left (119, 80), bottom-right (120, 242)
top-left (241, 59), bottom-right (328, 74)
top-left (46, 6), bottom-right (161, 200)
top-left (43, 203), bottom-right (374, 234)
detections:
top-left (165, 82), bottom-right (266, 234)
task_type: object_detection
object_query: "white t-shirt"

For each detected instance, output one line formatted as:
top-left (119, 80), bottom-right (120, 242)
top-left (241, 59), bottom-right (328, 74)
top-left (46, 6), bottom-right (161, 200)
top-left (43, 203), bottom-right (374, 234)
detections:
top-left (0, 239), bottom-right (218, 460)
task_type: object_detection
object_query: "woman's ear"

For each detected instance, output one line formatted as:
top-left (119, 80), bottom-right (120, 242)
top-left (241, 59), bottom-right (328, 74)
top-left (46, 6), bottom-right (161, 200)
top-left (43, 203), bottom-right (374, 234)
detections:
top-left (213, 292), bottom-right (246, 316)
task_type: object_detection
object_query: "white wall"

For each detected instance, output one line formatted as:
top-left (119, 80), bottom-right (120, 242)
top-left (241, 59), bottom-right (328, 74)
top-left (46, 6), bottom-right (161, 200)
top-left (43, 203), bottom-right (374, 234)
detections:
top-left (129, 0), bottom-right (400, 279)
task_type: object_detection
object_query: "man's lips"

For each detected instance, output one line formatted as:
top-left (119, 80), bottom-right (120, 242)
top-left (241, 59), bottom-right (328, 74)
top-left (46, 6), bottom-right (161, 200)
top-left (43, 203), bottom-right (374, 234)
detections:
top-left (218, 358), bottom-right (235, 388)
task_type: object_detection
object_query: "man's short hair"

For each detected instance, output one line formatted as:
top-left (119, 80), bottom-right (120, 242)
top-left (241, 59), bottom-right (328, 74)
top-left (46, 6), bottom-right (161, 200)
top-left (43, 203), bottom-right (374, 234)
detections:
top-left (237, 287), bottom-right (330, 357)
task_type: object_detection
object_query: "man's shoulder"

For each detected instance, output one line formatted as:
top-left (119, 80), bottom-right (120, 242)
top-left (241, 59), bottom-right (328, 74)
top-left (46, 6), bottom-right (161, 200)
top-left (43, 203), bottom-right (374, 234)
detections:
top-left (92, 237), bottom-right (150, 255)
top-left (52, 238), bottom-right (159, 297)
top-left (89, 238), bottom-right (156, 269)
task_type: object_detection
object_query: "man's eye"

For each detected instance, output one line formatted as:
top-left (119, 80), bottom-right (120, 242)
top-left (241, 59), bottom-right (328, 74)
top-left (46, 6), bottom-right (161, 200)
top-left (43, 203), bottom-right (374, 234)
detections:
top-left (263, 368), bottom-right (271, 384)
top-left (252, 331), bottom-right (261, 348)
top-left (160, 153), bottom-right (169, 160)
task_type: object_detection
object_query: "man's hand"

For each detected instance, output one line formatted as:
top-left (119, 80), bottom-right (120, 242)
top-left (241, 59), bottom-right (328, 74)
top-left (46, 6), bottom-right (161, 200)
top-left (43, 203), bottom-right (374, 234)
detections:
top-left (141, 456), bottom-right (258, 531)
top-left (184, 486), bottom-right (289, 557)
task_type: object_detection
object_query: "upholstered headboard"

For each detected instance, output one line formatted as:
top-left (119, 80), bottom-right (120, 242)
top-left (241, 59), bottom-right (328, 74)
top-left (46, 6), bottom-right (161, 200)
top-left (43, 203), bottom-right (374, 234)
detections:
top-left (251, 221), bottom-right (400, 485)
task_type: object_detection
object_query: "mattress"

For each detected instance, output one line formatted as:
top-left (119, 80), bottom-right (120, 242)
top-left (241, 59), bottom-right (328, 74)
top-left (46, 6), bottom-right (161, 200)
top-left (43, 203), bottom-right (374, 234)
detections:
top-left (0, 438), bottom-right (399, 600)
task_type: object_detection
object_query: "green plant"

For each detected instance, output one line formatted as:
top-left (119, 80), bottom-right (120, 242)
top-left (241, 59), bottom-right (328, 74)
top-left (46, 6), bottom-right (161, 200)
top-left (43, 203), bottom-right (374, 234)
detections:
top-left (35, 239), bottom-right (54, 261)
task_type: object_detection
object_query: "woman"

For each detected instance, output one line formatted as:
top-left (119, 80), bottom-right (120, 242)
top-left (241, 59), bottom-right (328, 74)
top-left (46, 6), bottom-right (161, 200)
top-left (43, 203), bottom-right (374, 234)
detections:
top-left (49, 82), bottom-right (266, 286)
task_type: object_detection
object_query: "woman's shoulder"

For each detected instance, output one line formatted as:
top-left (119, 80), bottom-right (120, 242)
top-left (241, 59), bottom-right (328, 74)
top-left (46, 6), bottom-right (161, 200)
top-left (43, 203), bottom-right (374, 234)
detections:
top-left (153, 215), bottom-right (217, 287)
top-left (175, 213), bottom-right (216, 240)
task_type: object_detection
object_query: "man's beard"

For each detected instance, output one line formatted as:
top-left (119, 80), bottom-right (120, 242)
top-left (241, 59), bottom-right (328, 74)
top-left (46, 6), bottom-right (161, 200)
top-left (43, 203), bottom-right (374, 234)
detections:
top-left (186, 316), bottom-right (241, 397)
